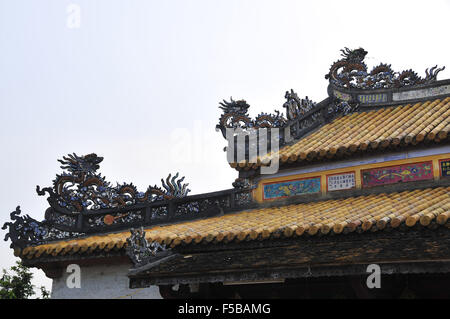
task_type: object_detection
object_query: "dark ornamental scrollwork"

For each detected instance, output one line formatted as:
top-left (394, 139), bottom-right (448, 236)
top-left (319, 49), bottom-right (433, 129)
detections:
top-left (2, 206), bottom-right (84, 249)
top-left (216, 93), bottom-right (323, 158)
top-left (232, 178), bottom-right (255, 190)
top-left (234, 191), bottom-right (253, 206)
top-left (2, 151), bottom-right (258, 251)
top-left (217, 97), bottom-right (253, 130)
top-left (283, 91), bottom-right (322, 135)
top-left (216, 97), bottom-right (288, 137)
top-left (326, 47), bottom-right (445, 89)
top-left (2, 207), bottom-right (46, 249)
top-left (216, 91), bottom-right (317, 141)
top-left (254, 110), bottom-right (286, 128)
top-left (326, 100), bottom-right (360, 120)
top-left (88, 211), bottom-right (144, 228)
top-left (37, 153), bottom-right (191, 212)
top-left (126, 227), bottom-right (168, 267)
top-left (283, 90), bottom-right (316, 121)
top-left (231, 178), bottom-right (255, 206)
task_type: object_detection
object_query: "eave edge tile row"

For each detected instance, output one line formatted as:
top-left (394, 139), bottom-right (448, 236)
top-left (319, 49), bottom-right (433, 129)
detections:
top-left (233, 97), bottom-right (450, 169)
top-left (19, 186), bottom-right (450, 259)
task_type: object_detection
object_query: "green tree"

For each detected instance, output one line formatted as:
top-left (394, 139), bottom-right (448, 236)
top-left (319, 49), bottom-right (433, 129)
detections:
top-left (0, 261), bottom-right (50, 299)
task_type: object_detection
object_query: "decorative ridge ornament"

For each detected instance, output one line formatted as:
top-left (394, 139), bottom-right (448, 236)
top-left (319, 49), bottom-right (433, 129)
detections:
top-left (283, 90), bottom-right (317, 121)
top-left (232, 178), bottom-right (256, 189)
top-left (216, 91), bottom-right (317, 138)
top-left (2, 207), bottom-right (46, 249)
top-left (216, 97), bottom-right (285, 132)
top-left (37, 153), bottom-right (191, 212)
top-left (126, 227), bottom-right (171, 268)
top-left (2, 206), bottom-right (84, 249)
top-left (2, 155), bottom-right (254, 250)
top-left (326, 47), bottom-right (445, 90)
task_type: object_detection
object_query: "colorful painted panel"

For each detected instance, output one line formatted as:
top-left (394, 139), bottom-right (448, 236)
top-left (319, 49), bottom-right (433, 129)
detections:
top-left (393, 84), bottom-right (450, 101)
top-left (362, 161), bottom-right (433, 188)
top-left (333, 90), bottom-right (352, 101)
top-left (357, 93), bottom-right (388, 104)
top-left (440, 159), bottom-right (450, 177)
top-left (327, 172), bottom-right (355, 191)
top-left (263, 177), bottom-right (321, 200)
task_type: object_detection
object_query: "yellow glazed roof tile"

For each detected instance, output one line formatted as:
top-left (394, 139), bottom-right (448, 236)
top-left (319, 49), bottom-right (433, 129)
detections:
top-left (243, 98), bottom-right (450, 169)
top-left (20, 187), bottom-right (450, 259)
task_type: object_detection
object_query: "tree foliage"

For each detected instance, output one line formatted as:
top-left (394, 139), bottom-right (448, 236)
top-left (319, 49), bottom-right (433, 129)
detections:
top-left (0, 261), bottom-right (50, 299)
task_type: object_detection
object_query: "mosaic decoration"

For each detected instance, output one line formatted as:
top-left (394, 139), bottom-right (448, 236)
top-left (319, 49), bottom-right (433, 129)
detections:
top-left (87, 211), bottom-right (144, 228)
top-left (333, 90), bottom-right (352, 102)
top-left (126, 227), bottom-right (168, 267)
top-left (2, 206), bottom-right (47, 248)
top-left (362, 162), bottom-right (433, 188)
top-left (2, 206), bottom-right (85, 249)
top-left (36, 153), bottom-right (191, 212)
top-left (3, 153), bottom-right (255, 250)
top-left (440, 159), bottom-right (450, 178)
top-left (232, 178), bottom-right (255, 189)
top-left (216, 91), bottom-right (318, 136)
top-left (326, 47), bottom-right (445, 89)
top-left (327, 172), bottom-right (355, 191)
top-left (326, 99), bottom-right (359, 117)
top-left (393, 84), bottom-right (450, 101)
top-left (282, 90), bottom-right (317, 121)
top-left (216, 97), bottom-right (285, 134)
top-left (357, 93), bottom-right (388, 104)
top-left (263, 177), bottom-right (321, 200)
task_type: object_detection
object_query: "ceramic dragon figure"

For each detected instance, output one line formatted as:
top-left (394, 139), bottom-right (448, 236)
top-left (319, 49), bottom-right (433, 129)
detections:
top-left (2, 206), bottom-right (46, 248)
top-left (283, 89), bottom-right (316, 121)
top-left (326, 47), bottom-right (445, 89)
top-left (126, 227), bottom-right (168, 266)
top-left (216, 97), bottom-right (287, 131)
top-left (37, 153), bottom-right (191, 212)
top-left (216, 92), bottom-right (318, 137)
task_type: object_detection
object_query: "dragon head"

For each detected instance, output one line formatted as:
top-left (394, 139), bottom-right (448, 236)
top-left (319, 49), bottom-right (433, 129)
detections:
top-left (58, 153), bottom-right (103, 174)
top-left (340, 47), bottom-right (367, 63)
top-left (219, 97), bottom-right (250, 115)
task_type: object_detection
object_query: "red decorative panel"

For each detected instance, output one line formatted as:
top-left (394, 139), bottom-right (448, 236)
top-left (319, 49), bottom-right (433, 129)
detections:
top-left (361, 161), bottom-right (433, 188)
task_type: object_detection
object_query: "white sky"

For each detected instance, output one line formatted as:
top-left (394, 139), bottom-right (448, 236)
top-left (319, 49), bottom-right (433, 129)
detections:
top-left (0, 0), bottom-right (449, 297)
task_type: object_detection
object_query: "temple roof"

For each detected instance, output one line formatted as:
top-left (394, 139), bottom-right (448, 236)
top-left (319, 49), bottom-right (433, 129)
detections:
top-left (216, 47), bottom-right (449, 171)
top-left (233, 97), bottom-right (450, 170)
top-left (3, 47), bottom-right (450, 270)
top-left (18, 186), bottom-right (450, 260)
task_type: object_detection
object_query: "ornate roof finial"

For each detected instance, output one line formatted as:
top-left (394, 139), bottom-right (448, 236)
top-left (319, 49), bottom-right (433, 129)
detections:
top-left (37, 153), bottom-right (191, 212)
top-left (326, 47), bottom-right (445, 89)
top-left (126, 227), bottom-right (168, 267)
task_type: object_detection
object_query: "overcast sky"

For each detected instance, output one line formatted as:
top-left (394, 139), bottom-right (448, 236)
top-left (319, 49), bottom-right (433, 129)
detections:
top-left (1, 0), bottom-right (449, 296)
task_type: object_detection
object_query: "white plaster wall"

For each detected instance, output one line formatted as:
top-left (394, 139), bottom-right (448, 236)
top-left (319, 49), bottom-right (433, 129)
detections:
top-left (51, 262), bottom-right (162, 299)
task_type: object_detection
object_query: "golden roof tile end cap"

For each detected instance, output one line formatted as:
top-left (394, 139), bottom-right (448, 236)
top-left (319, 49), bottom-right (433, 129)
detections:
top-left (437, 212), bottom-right (450, 225)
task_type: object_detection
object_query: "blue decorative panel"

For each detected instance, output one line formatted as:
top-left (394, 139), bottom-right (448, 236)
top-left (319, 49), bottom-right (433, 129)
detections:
top-left (440, 159), bottom-right (450, 177)
top-left (263, 177), bottom-right (321, 200)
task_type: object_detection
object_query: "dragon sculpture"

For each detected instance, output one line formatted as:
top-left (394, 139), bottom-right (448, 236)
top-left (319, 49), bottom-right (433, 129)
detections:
top-left (217, 97), bottom-right (286, 130)
top-left (126, 227), bottom-right (168, 267)
top-left (37, 153), bottom-right (191, 212)
top-left (2, 206), bottom-right (47, 248)
top-left (283, 89), bottom-right (317, 121)
top-left (326, 47), bottom-right (445, 89)
top-left (216, 91), bottom-right (317, 137)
